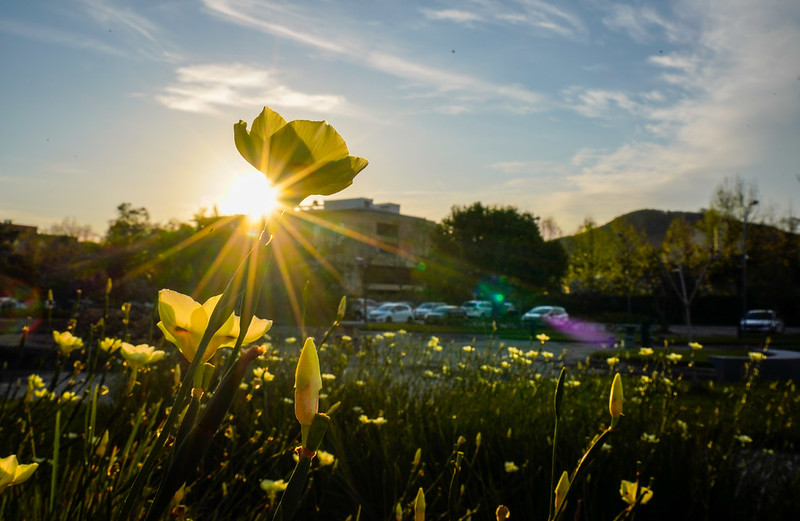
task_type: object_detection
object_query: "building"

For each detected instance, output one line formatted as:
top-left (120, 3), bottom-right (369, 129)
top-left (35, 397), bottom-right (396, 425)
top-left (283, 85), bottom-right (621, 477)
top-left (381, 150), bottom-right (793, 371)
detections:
top-left (289, 198), bottom-right (435, 301)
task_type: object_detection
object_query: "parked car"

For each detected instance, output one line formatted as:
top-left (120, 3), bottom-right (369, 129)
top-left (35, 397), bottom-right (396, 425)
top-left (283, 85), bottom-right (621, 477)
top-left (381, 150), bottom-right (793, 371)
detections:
top-left (346, 298), bottom-right (379, 320)
top-left (738, 309), bottom-right (784, 337)
top-left (461, 300), bottom-right (493, 319)
top-left (414, 301), bottom-right (447, 321)
top-left (368, 302), bottom-right (414, 323)
top-left (521, 306), bottom-right (569, 328)
top-left (424, 305), bottom-right (468, 324)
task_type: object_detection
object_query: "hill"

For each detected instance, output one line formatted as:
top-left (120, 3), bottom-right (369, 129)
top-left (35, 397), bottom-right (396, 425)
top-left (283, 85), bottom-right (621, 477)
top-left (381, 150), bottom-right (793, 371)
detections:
top-left (557, 208), bottom-right (705, 249)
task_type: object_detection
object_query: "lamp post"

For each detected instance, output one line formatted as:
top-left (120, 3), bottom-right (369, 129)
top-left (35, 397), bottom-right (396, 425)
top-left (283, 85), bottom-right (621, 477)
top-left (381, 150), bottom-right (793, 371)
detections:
top-left (741, 199), bottom-right (759, 316)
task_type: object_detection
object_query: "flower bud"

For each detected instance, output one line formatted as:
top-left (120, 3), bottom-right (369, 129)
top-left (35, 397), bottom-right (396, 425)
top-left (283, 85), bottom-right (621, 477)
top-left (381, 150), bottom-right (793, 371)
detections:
top-left (609, 373), bottom-right (623, 427)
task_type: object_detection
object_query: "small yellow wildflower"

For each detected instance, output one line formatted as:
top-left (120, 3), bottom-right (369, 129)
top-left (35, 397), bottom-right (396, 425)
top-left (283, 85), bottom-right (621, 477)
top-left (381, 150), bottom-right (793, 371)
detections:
top-left (748, 352), bottom-right (767, 362)
top-left (689, 341), bottom-right (703, 350)
top-left (536, 333), bottom-right (550, 344)
top-left (620, 480), bottom-right (653, 505)
top-left (607, 356), bottom-right (620, 367)
top-left (639, 347), bottom-right (654, 356)
top-left (504, 461), bottom-right (519, 473)
top-left (260, 478), bottom-right (287, 503)
top-left (119, 343), bottom-right (165, 369)
top-left (640, 433), bottom-right (660, 444)
top-left (735, 434), bottom-right (753, 444)
top-left (53, 331), bottom-right (84, 355)
top-left (99, 337), bottom-right (122, 354)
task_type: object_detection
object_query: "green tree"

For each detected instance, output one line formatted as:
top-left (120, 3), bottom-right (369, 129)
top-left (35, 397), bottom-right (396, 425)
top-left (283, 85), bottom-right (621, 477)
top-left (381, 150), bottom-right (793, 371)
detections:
top-left (426, 202), bottom-right (566, 304)
top-left (659, 218), bottom-right (716, 341)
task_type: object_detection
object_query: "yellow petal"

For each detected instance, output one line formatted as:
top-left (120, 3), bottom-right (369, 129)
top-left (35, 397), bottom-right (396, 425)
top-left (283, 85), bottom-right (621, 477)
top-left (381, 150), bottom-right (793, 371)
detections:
top-left (13, 462), bottom-right (38, 484)
top-left (609, 373), bottom-right (624, 418)
top-left (294, 338), bottom-right (322, 426)
top-left (158, 289), bottom-right (198, 330)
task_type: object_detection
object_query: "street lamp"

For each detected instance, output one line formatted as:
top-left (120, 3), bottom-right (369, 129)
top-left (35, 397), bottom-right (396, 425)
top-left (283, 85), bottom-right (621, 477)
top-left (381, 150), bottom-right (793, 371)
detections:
top-left (741, 199), bottom-right (759, 315)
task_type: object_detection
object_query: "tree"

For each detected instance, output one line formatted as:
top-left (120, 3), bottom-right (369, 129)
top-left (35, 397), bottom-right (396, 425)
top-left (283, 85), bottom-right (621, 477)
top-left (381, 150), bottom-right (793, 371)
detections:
top-left (563, 219), bottom-right (614, 295)
top-left (426, 203), bottom-right (567, 304)
top-left (659, 217), bottom-right (716, 341)
top-left (48, 217), bottom-right (94, 242)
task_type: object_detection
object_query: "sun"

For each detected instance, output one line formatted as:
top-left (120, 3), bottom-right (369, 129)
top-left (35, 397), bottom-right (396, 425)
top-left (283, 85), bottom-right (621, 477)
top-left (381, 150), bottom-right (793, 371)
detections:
top-left (218, 170), bottom-right (280, 221)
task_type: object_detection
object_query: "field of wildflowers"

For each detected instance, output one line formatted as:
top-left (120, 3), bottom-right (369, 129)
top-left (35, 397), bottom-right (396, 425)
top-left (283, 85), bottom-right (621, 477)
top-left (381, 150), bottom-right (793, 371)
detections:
top-left (1, 106), bottom-right (799, 520)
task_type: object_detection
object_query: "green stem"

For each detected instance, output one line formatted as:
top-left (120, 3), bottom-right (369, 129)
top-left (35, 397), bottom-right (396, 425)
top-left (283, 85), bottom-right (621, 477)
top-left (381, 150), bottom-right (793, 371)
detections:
top-left (49, 409), bottom-right (61, 513)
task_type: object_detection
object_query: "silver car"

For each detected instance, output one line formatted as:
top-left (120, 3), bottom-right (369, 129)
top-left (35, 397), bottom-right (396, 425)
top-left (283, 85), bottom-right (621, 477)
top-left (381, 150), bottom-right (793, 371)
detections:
top-left (521, 306), bottom-right (568, 328)
top-left (368, 302), bottom-right (414, 323)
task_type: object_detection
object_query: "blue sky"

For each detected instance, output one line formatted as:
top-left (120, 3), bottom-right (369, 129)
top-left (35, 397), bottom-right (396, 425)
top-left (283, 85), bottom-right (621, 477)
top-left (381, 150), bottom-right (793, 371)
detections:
top-left (2, 0), bottom-right (799, 237)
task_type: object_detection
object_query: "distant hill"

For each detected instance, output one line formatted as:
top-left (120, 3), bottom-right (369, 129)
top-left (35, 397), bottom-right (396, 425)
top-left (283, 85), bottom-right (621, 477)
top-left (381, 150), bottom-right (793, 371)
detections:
top-left (558, 209), bottom-right (705, 249)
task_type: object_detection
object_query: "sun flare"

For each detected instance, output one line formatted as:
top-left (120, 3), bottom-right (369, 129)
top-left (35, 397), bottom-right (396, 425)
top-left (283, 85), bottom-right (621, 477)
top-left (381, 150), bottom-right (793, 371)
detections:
top-left (218, 171), bottom-right (280, 221)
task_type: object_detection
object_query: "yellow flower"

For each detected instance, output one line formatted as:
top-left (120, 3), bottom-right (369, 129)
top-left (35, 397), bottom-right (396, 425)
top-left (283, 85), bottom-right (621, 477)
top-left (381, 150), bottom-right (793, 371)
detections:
top-left (735, 434), bottom-right (753, 444)
top-left (639, 347), bottom-right (654, 356)
top-left (640, 433), bottom-right (660, 444)
top-left (606, 356), bottom-right (620, 367)
top-left (609, 373), bottom-right (624, 420)
top-left (119, 343), bottom-right (165, 369)
top-left (504, 461), bottom-right (519, 473)
top-left (748, 352), bottom-right (767, 362)
top-left (554, 470), bottom-right (570, 511)
top-left (99, 337), bottom-right (122, 354)
top-left (316, 450), bottom-right (335, 467)
top-left (619, 480), bottom-right (653, 505)
top-left (536, 333), bottom-right (550, 344)
top-left (0, 454), bottom-right (39, 493)
top-left (666, 353), bottom-right (683, 362)
top-left (260, 478), bottom-right (288, 503)
top-left (156, 289), bottom-right (272, 363)
top-left (689, 341), bottom-right (703, 350)
top-left (60, 391), bottom-right (80, 402)
top-left (234, 106), bottom-right (368, 205)
top-left (295, 338), bottom-right (322, 434)
top-left (252, 367), bottom-right (275, 382)
top-left (52, 330), bottom-right (84, 355)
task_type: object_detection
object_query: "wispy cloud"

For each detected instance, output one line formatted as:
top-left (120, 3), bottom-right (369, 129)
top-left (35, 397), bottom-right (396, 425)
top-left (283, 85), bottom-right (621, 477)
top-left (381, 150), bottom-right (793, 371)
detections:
top-left (422, 0), bottom-right (587, 38)
top-left (0, 17), bottom-right (125, 57)
top-left (202, 0), bottom-right (547, 113)
top-left (421, 9), bottom-right (482, 24)
top-left (155, 63), bottom-right (345, 114)
top-left (495, 0), bottom-right (800, 230)
top-left (600, 2), bottom-right (689, 43)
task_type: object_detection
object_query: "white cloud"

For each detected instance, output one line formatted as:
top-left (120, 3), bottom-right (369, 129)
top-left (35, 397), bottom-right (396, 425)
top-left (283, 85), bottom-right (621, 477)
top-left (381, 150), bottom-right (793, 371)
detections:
top-left (155, 63), bottom-right (345, 114)
top-left (493, 0), bottom-right (800, 231)
top-left (562, 87), bottom-right (640, 118)
top-left (421, 9), bottom-right (482, 24)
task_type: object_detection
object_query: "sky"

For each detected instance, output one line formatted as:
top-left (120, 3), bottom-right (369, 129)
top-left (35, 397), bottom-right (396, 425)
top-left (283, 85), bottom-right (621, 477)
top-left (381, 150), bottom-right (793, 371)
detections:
top-left (1, 0), bottom-right (799, 238)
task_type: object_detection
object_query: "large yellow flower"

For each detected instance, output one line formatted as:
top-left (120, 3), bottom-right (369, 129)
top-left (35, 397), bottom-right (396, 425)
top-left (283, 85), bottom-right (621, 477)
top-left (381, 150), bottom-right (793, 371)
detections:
top-left (0, 454), bottom-right (38, 493)
top-left (234, 106), bottom-right (368, 205)
top-left (156, 289), bottom-right (272, 363)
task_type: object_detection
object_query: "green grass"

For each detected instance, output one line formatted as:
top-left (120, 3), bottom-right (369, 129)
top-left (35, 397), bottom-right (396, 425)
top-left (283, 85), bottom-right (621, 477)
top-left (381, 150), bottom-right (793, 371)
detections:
top-left (1, 331), bottom-right (798, 520)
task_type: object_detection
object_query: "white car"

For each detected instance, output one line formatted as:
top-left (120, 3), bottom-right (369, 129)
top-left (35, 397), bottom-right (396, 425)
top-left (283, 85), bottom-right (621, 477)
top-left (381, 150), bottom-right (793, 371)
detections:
top-left (521, 306), bottom-right (568, 327)
top-left (368, 302), bottom-right (414, 323)
top-left (738, 309), bottom-right (784, 337)
top-left (461, 300), bottom-right (493, 318)
top-left (414, 301), bottom-right (447, 321)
